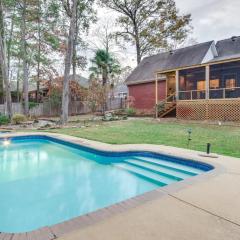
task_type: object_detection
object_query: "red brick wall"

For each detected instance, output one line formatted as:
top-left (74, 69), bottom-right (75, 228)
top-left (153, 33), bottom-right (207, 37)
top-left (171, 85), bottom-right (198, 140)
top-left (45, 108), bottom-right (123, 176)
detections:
top-left (128, 81), bottom-right (166, 110)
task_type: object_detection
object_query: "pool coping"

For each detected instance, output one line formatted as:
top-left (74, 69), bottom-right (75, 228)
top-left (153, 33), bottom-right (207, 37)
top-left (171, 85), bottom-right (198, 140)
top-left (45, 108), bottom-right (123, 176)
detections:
top-left (0, 132), bottom-right (225, 240)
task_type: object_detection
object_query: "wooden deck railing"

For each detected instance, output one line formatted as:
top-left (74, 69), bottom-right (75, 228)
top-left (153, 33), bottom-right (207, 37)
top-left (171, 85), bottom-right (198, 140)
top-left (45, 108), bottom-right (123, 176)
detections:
top-left (179, 87), bottom-right (240, 100)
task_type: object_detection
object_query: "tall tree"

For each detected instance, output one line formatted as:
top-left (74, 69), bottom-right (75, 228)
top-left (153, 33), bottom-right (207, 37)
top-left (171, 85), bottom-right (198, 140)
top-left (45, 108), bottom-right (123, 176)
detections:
top-left (101, 0), bottom-right (192, 64)
top-left (89, 49), bottom-right (121, 86)
top-left (72, 0), bottom-right (95, 80)
top-left (0, 0), bottom-right (12, 118)
top-left (61, 0), bottom-right (95, 124)
top-left (61, 0), bottom-right (78, 124)
top-left (19, 0), bottom-right (29, 115)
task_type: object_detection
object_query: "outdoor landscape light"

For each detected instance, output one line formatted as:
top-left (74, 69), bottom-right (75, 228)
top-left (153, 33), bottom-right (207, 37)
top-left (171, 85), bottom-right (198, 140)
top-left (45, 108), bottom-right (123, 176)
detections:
top-left (207, 143), bottom-right (211, 154)
top-left (187, 128), bottom-right (192, 147)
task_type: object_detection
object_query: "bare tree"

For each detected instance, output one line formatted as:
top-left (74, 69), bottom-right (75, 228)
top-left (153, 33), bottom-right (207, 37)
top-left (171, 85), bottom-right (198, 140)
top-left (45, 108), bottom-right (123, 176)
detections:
top-left (101, 0), bottom-right (192, 64)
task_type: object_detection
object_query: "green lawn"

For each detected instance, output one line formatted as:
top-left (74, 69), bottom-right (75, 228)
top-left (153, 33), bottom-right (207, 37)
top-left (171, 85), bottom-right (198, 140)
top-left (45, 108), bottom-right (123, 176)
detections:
top-left (45, 119), bottom-right (240, 158)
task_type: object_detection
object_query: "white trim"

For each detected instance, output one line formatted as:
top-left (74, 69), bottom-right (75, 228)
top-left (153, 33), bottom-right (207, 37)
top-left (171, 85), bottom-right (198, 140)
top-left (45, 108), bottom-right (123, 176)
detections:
top-left (201, 42), bottom-right (218, 64)
top-left (205, 65), bottom-right (210, 99)
top-left (126, 77), bottom-right (166, 86)
top-left (175, 70), bottom-right (179, 100)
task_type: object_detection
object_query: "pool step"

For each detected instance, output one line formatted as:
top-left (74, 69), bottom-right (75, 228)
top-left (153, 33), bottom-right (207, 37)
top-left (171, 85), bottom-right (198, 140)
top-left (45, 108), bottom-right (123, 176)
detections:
top-left (115, 163), bottom-right (177, 186)
top-left (132, 156), bottom-right (202, 175)
top-left (124, 160), bottom-right (183, 181)
top-left (125, 159), bottom-right (193, 179)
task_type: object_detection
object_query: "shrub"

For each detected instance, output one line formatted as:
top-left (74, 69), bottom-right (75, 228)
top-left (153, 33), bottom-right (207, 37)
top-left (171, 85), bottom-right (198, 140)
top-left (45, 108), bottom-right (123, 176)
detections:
top-left (0, 115), bottom-right (10, 125)
top-left (12, 114), bottom-right (26, 125)
top-left (126, 96), bottom-right (135, 108)
top-left (29, 102), bottom-right (39, 110)
top-left (156, 102), bottom-right (165, 114)
top-left (125, 108), bottom-right (136, 116)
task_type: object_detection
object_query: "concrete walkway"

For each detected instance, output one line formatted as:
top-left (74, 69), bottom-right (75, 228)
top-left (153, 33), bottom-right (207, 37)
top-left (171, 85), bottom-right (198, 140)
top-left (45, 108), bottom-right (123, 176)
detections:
top-left (1, 132), bottom-right (240, 240)
top-left (59, 159), bottom-right (240, 240)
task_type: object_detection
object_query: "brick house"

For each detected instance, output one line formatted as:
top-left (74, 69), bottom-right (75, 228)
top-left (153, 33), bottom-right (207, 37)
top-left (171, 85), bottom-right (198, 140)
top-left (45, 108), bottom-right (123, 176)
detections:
top-left (126, 36), bottom-right (240, 121)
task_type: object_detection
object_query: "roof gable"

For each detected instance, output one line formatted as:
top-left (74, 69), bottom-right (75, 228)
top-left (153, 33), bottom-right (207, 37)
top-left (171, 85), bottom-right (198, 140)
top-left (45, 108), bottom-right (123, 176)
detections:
top-left (201, 41), bottom-right (218, 63)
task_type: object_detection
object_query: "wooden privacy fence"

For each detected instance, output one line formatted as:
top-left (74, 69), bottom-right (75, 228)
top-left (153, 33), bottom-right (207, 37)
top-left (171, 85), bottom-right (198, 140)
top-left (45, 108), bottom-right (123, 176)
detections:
top-left (0, 98), bottom-right (126, 117)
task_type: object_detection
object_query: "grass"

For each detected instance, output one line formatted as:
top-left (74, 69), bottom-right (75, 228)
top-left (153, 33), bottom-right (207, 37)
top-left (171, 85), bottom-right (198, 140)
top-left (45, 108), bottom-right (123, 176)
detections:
top-left (43, 119), bottom-right (240, 158)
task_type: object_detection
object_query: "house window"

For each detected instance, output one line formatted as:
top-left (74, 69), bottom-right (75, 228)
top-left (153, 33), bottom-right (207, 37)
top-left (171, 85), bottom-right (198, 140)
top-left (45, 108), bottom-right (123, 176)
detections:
top-left (225, 76), bottom-right (236, 89)
top-left (197, 80), bottom-right (205, 91)
top-left (210, 79), bottom-right (220, 89)
top-left (118, 92), bottom-right (127, 98)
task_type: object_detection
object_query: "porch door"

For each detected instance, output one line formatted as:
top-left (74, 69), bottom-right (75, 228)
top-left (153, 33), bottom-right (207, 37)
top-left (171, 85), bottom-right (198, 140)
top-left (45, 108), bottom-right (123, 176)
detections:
top-left (166, 74), bottom-right (176, 101)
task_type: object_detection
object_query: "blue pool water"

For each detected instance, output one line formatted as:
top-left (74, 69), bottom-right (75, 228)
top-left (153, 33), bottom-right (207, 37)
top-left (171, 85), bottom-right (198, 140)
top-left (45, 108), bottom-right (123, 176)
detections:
top-left (0, 136), bottom-right (213, 233)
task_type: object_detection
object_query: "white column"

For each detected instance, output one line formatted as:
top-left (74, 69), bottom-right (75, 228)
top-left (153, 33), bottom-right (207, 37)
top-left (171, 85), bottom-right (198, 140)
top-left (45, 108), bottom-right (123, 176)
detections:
top-left (205, 65), bottom-right (210, 100)
top-left (155, 73), bottom-right (158, 105)
top-left (175, 70), bottom-right (179, 100)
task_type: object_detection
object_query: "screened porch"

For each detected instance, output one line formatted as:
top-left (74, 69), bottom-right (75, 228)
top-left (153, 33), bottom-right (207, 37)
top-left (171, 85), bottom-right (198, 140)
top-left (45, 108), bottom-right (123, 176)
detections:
top-left (178, 60), bottom-right (240, 100)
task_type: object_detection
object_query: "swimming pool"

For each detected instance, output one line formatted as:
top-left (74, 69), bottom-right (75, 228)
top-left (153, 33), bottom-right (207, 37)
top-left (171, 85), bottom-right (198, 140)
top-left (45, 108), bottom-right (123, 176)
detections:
top-left (0, 135), bottom-right (213, 233)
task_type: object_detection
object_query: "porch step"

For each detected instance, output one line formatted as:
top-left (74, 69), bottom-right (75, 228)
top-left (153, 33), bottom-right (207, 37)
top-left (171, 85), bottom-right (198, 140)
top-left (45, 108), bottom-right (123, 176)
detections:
top-left (159, 104), bottom-right (176, 118)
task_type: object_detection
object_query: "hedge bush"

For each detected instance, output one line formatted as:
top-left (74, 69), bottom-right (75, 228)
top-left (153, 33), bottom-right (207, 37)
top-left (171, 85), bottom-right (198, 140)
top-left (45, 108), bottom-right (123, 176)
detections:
top-left (12, 114), bottom-right (26, 125)
top-left (0, 115), bottom-right (10, 125)
top-left (125, 108), bottom-right (136, 116)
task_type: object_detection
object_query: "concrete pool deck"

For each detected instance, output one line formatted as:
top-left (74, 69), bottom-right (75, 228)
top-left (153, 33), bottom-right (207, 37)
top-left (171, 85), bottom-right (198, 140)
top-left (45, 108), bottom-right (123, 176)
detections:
top-left (0, 132), bottom-right (240, 240)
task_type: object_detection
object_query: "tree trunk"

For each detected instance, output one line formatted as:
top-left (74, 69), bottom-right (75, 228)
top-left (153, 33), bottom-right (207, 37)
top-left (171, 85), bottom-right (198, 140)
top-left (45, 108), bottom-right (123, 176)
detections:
top-left (72, 8), bottom-right (80, 82)
top-left (36, 0), bottom-right (41, 103)
top-left (16, 58), bottom-right (21, 103)
top-left (102, 67), bottom-right (108, 86)
top-left (21, 0), bottom-right (29, 116)
top-left (133, 21), bottom-right (141, 65)
top-left (72, 39), bottom-right (77, 80)
top-left (61, 0), bottom-right (78, 125)
top-left (102, 67), bottom-right (108, 112)
top-left (7, 10), bottom-right (14, 79)
top-left (136, 38), bottom-right (141, 65)
top-left (0, 0), bottom-right (12, 118)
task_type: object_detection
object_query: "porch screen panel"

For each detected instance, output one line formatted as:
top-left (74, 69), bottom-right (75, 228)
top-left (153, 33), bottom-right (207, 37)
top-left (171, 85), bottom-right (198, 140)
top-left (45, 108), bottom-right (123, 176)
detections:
top-left (210, 61), bottom-right (240, 99)
top-left (179, 67), bottom-right (206, 100)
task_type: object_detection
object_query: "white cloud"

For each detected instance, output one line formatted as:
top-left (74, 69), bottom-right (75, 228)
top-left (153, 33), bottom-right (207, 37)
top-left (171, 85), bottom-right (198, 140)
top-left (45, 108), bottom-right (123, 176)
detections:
top-left (175, 0), bottom-right (240, 42)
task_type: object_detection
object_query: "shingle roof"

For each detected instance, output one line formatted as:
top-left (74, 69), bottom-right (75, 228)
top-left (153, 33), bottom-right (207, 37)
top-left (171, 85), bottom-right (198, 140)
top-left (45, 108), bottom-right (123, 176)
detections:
top-left (10, 74), bottom-right (89, 92)
top-left (126, 41), bottom-right (213, 85)
top-left (71, 75), bottom-right (89, 88)
top-left (113, 83), bottom-right (128, 93)
top-left (209, 36), bottom-right (240, 63)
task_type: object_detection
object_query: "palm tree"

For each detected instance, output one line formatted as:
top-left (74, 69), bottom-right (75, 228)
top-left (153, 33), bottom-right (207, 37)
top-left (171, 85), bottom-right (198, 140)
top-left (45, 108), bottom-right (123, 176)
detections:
top-left (89, 49), bottom-right (121, 86)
